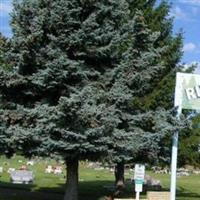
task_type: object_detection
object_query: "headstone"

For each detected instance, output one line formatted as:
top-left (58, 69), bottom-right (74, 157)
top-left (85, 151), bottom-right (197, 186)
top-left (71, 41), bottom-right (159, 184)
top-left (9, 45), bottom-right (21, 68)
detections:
top-left (7, 168), bottom-right (15, 173)
top-left (45, 165), bottom-right (53, 173)
top-left (26, 160), bottom-right (34, 166)
top-left (54, 166), bottom-right (63, 174)
top-left (147, 192), bottom-right (170, 200)
top-left (19, 165), bottom-right (27, 170)
top-left (10, 170), bottom-right (34, 184)
top-left (144, 175), bottom-right (162, 191)
top-left (0, 167), bottom-right (3, 173)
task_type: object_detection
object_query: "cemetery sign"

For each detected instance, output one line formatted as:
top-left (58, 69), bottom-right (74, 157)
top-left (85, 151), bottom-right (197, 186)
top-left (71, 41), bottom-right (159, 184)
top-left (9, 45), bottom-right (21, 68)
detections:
top-left (171, 72), bottom-right (200, 200)
top-left (174, 72), bottom-right (200, 110)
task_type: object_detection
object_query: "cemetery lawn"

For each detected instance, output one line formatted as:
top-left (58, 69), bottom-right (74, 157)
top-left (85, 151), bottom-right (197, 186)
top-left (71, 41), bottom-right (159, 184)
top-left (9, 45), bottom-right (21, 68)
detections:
top-left (0, 156), bottom-right (200, 200)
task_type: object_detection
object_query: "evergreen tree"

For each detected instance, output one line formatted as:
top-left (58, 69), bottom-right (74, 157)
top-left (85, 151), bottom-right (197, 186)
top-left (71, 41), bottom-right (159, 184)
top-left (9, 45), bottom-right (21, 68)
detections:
top-left (0, 1), bottom-right (187, 200)
top-left (179, 114), bottom-right (200, 167)
top-left (110, 0), bottom-right (185, 187)
top-left (0, 35), bottom-right (13, 154)
top-left (130, 0), bottom-right (183, 111)
top-left (0, 33), bottom-right (12, 70)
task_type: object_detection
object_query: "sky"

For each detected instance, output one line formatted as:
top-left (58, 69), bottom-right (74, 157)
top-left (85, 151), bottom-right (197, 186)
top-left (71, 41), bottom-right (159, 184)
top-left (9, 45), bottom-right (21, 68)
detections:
top-left (0, 0), bottom-right (200, 71)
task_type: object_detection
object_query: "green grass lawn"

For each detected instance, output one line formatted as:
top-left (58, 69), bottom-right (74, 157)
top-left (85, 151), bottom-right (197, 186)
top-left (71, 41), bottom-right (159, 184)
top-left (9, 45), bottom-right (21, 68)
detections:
top-left (0, 155), bottom-right (200, 200)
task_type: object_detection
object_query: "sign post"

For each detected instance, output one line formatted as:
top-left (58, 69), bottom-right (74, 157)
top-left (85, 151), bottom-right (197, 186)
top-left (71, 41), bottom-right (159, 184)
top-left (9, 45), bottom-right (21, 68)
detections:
top-left (170, 106), bottom-right (181, 200)
top-left (172, 72), bottom-right (200, 200)
top-left (134, 164), bottom-right (145, 200)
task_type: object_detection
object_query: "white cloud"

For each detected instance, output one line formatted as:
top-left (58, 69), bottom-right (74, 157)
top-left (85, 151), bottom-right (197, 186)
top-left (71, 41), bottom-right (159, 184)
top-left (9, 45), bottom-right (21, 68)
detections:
top-left (170, 6), bottom-right (188, 20)
top-left (183, 43), bottom-right (197, 52)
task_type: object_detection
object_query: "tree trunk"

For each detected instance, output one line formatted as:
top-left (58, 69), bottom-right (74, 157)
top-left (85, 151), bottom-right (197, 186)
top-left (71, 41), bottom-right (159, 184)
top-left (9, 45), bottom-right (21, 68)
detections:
top-left (64, 159), bottom-right (79, 200)
top-left (114, 162), bottom-right (125, 189)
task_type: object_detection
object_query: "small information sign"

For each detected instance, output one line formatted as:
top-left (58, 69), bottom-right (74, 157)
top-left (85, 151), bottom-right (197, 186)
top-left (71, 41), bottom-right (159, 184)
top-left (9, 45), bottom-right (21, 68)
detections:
top-left (135, 183), bottom-right (143, 192)
top-left (134, 164), bottom-right (145, 200)
top-left (134, 164), bottom-right (145, 181)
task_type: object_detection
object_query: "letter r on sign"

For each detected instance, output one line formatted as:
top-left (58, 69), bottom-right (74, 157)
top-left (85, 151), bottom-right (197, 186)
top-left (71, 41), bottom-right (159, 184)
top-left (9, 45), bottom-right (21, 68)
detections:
top-left (186, 88), bottom-right (197, 100)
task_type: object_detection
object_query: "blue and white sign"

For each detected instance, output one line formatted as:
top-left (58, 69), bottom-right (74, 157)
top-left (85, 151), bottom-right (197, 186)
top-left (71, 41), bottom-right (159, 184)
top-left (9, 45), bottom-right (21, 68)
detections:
top-left (134, 164), bottom-right (145, 181)
top-left (134, 164), bottom-right (145, 200)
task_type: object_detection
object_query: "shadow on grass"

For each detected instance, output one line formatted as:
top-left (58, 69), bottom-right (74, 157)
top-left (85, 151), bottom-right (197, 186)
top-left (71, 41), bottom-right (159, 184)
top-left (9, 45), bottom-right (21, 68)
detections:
top-left (176, 186), bottom-right (200, 200)
top-left (1, 180), bottom-right (200, 200)
top-left (36, 180), bottom-right (120, 200)
top-left (0, 180), bottom-right (116, 200)
top-left (150, 186), bottom-right (200, 200)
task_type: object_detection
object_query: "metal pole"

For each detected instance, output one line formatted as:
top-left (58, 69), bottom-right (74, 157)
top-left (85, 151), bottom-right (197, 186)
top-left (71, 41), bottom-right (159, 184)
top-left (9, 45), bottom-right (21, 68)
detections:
top-left (170, 106), bottom-right (182, 200)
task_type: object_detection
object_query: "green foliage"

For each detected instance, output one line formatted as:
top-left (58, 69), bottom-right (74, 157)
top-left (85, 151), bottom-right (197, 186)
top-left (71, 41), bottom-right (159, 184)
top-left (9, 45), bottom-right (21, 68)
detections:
top-left (0, 33), bottom-right (12, 71)
top-left (179, 114), bottom-right (200, 167)
top-left (0, 0), bottom-right (187, 167)
top-left (129, 0), bottom-right (184, 111)
top-left (0, 0), bottom-right (128, 160)
top-left (132, 72), bottom-right (176, 111)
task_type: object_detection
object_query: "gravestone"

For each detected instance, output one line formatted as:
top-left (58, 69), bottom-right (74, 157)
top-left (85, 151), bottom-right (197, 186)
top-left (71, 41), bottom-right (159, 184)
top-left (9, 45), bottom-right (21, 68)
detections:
top-left (147, 192), bottom-right (170, 200)
top-left (0, 167), bottom-right (3, 173)
top-left (10, 170), bottom-right (34, 184)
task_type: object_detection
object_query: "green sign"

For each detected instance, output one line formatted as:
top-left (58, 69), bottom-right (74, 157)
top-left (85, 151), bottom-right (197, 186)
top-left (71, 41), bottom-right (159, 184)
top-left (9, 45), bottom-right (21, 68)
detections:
top-left (135, 179), bottom-right (144, 184)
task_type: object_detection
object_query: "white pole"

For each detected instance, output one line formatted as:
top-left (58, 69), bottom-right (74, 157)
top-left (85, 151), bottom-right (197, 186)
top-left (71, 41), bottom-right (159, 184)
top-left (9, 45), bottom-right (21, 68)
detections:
top-left (170, 106), bottom-right (182, 200)
top-left (170, 131), bottom-right (178, 200)
top-left (136, 192), bottom-right (140, 200)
